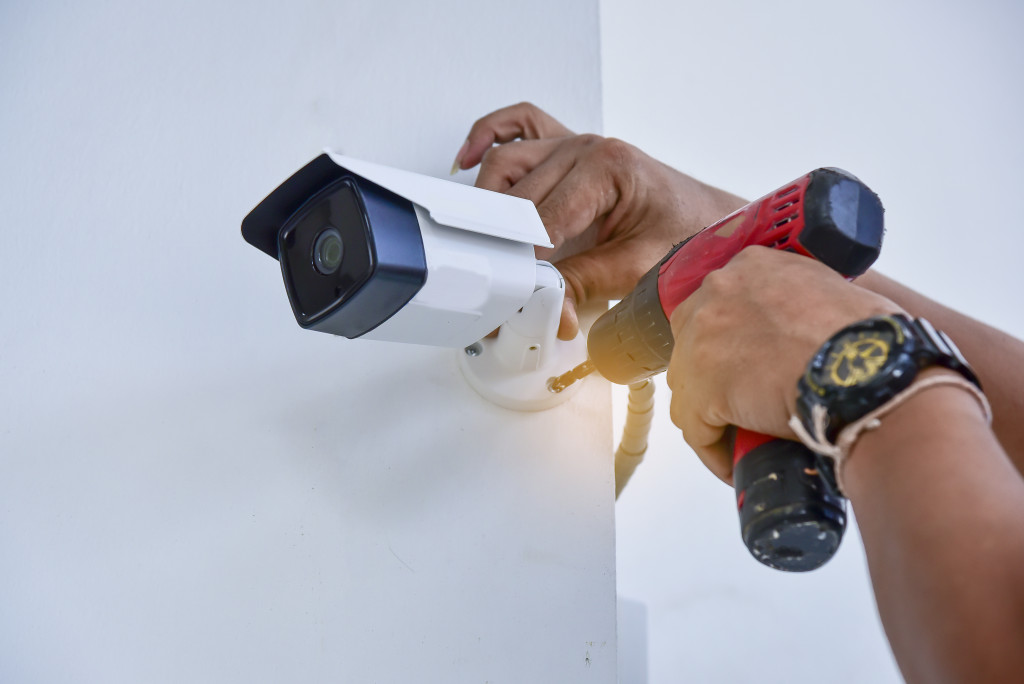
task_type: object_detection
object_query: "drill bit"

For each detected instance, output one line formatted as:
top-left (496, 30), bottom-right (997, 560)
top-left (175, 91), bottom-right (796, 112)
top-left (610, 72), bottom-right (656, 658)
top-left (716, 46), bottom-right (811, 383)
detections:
top-left (547, 359), bottom-right (597, 393)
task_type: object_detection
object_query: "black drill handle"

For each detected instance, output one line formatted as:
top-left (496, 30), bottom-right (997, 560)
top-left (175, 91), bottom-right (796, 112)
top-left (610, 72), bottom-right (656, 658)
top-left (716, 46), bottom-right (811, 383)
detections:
top-left (733, 434), bottom-right (847, 571)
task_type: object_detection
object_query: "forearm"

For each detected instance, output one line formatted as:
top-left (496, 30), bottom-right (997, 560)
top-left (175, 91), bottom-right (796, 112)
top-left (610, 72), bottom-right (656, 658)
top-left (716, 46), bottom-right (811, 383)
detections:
top-left (857, 270), bottom-right (1024, 473)
top-left (844, 376), bottom-right (1024, 684)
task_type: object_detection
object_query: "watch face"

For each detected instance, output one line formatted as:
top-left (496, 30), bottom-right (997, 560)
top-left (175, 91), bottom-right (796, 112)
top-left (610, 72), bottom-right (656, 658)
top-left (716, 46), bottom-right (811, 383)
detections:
top-left (797, 314), bottom-right (977, 443)
top-left (824, 329), bottom-right (893, 387)
top-left (808, 317), bottom-right (905, 393)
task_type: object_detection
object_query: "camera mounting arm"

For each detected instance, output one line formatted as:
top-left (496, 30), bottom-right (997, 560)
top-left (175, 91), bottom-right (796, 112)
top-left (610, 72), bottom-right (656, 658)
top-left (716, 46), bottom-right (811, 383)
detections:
top-left (458, 261), bottom-right (587, 411)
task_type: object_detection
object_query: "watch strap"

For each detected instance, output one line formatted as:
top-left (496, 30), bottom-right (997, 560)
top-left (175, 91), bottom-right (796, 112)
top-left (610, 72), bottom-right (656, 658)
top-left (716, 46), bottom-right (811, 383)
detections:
top-left (790, 371), bottom-right (992, 496)
top-left (904, 315), bottom-right (982, 389)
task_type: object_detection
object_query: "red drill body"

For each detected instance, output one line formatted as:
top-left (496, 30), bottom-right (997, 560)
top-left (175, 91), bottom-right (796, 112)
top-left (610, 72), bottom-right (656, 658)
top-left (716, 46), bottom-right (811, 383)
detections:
top-left (587, 167), bottom-right (884, 571)
top-left (656, 174), bottom-right (816, 313)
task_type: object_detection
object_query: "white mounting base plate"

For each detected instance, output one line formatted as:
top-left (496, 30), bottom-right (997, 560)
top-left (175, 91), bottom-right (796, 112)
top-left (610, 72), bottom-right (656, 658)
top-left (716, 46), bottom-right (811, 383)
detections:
top-left (458, 334), bottom-right (588, 412)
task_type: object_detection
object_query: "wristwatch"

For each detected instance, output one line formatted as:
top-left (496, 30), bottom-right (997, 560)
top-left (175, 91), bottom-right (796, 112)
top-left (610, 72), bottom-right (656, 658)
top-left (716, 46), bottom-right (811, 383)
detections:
top-left (796, 313), bottom-right (982, 446)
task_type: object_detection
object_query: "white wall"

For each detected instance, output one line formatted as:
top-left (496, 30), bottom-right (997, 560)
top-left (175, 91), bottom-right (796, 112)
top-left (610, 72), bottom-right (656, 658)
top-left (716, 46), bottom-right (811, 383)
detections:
top-left (0, 2), bottom-right (614, 682)
top-left (602, 0), bottom-right (1024, 682)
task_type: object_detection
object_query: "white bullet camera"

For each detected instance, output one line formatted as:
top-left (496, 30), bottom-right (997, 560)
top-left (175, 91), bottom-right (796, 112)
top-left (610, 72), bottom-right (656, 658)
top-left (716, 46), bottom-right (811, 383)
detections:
top-left (242, 152), bottom-right (587, 409)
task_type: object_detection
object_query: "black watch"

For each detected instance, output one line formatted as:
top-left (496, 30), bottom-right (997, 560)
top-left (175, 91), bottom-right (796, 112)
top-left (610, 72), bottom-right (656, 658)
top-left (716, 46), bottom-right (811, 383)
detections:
top-left (796, 313), bottom-right (981, 444)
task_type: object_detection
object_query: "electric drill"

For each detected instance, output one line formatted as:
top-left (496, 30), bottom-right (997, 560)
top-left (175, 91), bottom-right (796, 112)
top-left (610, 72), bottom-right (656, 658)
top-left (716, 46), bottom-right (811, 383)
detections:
top-left (576, 167), bottom-right (884, 571)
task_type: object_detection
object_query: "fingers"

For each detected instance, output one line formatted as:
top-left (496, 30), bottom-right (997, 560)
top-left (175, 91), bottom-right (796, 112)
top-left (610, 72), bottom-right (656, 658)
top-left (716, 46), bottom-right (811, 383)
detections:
top-left (667, 294), bottom-right (736, 484)
top-left (454, 102), bottom-right (573, 172)
top-left (695, 442), bottom-right (735, 486)
top-left (477, 137), bottom-right (621, 253)
top-left (534, 162), bottom-right (619, 248)
top-left (669, 383), bottom-right (734, 484)
top-left (474, 138), bottom-right (568, 195)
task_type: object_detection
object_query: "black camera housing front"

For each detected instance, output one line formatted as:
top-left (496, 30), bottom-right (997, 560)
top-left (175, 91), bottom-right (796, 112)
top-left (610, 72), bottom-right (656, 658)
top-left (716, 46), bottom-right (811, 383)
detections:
top-left (241, 154), bottom-right (427, 338)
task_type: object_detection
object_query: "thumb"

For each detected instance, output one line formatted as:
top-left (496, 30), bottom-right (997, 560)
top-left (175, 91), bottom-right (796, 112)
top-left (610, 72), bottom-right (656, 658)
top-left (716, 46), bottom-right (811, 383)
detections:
top-left (556, 291), bottom-right (580, 341)
top-left (553, 243), bottom-right (652, 340)
top-left (555, 242), bottom-right (652, 309)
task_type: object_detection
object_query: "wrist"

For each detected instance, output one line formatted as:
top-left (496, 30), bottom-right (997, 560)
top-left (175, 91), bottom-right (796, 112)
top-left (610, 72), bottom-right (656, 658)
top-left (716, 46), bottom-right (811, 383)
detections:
top-left (842, 368), bottom-right (993, 500)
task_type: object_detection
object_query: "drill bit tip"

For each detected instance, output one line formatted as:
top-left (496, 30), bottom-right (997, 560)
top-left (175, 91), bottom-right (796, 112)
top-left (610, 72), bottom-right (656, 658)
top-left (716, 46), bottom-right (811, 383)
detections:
top-left (547, 359), bottom-right (597, 393)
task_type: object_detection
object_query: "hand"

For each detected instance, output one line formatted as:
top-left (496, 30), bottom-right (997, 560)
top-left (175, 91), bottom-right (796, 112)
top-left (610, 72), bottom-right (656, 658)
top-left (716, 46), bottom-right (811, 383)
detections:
top-left (666, 246), bottom-right (904, 484)
top-left (453, 102), bottom-right (747, 339)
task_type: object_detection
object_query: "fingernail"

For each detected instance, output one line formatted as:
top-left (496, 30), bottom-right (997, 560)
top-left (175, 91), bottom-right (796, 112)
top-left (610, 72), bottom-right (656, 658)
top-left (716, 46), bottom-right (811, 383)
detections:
top-left (450, 139), bottom-right (469, 175)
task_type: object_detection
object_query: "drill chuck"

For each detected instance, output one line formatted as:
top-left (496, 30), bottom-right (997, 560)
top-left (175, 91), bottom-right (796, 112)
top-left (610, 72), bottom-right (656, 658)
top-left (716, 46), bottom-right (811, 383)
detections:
top-left (586, 246), bottom-right (680, 385)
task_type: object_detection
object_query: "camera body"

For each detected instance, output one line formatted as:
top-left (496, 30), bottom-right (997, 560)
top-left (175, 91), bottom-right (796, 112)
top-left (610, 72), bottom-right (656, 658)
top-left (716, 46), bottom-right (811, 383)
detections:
top-left (241, 152), bottom-right (554, 348)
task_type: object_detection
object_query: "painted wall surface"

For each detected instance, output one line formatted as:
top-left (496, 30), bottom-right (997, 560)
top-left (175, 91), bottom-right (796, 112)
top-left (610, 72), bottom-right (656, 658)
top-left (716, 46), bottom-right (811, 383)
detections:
top-left (0, 2), bottom-right (614, 682)
top-left (602, 0), bottom-right (1024, 682)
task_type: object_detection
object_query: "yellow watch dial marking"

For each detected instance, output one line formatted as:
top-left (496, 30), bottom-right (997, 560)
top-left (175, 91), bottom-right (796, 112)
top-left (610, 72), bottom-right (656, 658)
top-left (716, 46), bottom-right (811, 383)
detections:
top-left (827, 336), bottom-right (890, 387)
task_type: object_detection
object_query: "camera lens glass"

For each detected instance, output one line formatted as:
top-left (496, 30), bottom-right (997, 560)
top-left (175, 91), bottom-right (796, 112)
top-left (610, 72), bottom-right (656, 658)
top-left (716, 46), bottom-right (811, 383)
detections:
top-left (312, 227), bottom-right (344, 275)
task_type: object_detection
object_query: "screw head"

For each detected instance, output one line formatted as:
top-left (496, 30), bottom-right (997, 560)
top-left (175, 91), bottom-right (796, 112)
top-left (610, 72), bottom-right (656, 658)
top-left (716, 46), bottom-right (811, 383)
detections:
top-left (464, 343), bottom-right (483, 357)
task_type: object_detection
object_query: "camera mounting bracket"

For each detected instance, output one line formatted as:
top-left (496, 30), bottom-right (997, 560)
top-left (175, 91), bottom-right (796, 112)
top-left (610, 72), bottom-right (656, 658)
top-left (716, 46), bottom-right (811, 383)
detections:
top-left (458, 261), bottom-right (588, 411)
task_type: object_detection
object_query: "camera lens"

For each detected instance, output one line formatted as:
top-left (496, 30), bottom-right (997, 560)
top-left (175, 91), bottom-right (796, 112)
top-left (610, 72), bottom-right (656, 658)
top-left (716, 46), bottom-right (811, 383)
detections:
top-left (312, 228), bottom-right (344, 275)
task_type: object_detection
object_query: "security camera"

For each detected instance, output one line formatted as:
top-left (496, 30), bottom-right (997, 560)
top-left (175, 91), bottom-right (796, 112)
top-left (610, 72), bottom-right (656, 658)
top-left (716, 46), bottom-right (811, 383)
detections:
top-left (241, 152), bottom-right (555, 347)
top-left (242, 152), bottom-right (587, 410)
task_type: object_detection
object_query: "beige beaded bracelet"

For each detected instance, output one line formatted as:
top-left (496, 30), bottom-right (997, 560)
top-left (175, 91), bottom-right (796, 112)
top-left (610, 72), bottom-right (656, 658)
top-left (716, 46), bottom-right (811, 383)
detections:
top-left (789, 373), bottom-right (992, 496)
